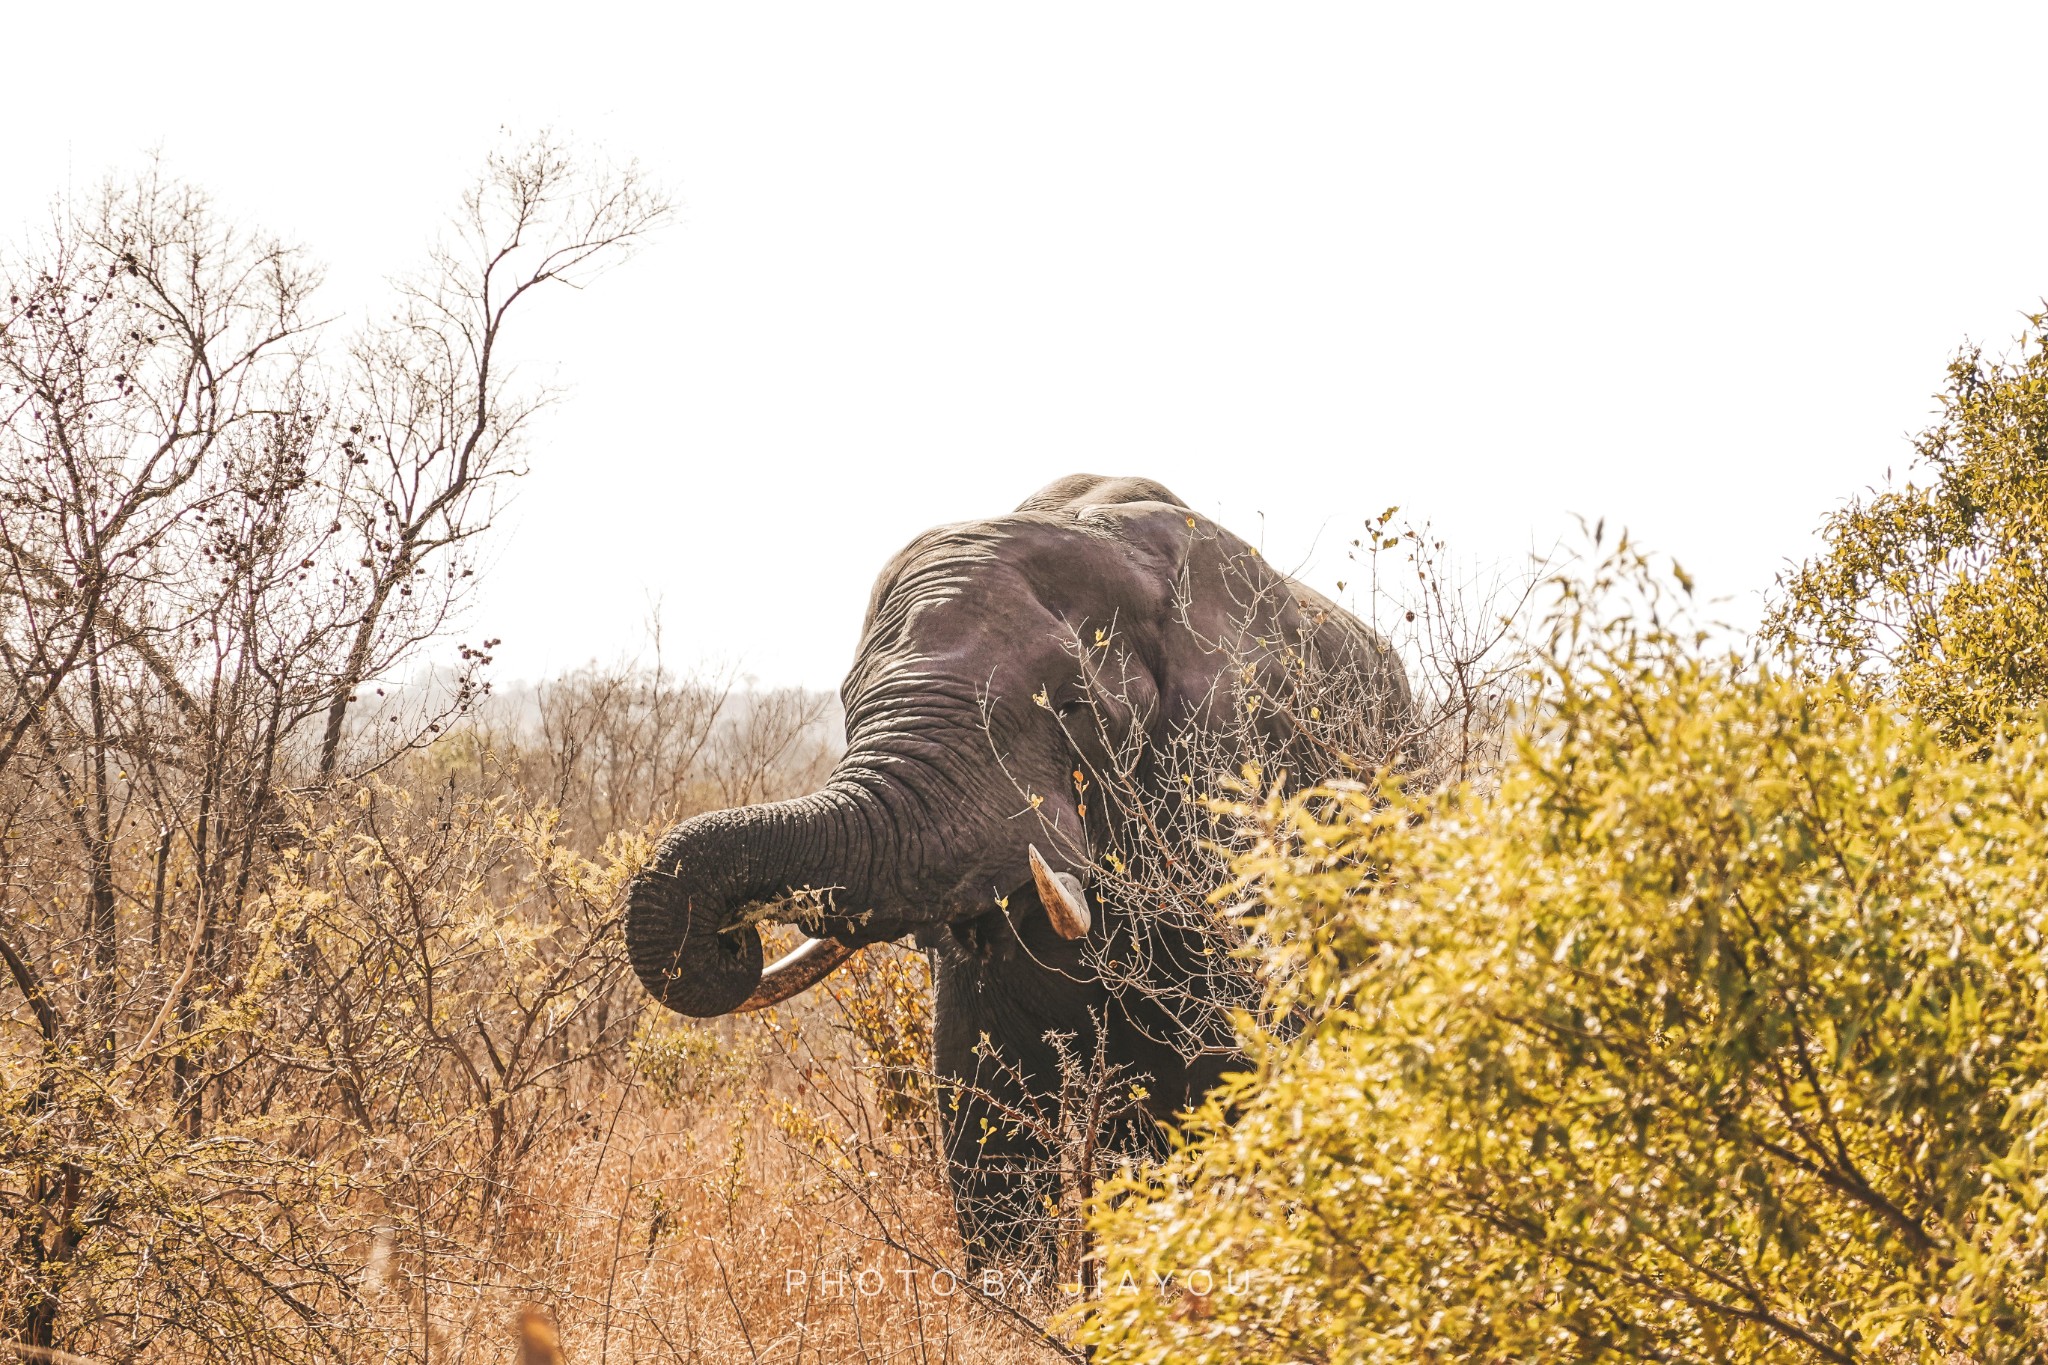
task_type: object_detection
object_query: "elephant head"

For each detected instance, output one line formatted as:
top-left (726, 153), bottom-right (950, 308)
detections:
top-left (625, 474), bottom-right (1409, 1019)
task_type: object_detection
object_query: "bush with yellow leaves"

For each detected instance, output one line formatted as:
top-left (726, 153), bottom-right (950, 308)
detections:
top-left (1078, 545), bottom-right (2048, 1364)
top-left (1771, 311), bottom-right (2048, 742)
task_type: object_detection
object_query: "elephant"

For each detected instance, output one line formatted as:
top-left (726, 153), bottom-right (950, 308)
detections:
top-left (625, 474), bottom-right (1410, 1266)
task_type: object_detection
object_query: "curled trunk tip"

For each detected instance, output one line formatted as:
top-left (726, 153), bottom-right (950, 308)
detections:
top-left (626, 866), bottom-right (764, 1017)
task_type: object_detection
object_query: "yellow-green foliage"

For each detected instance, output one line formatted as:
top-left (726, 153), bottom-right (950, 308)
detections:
top-left (830, 944), bottom-right (936, 1135)
top-left (1079, 576), bottom-right (2048, 1363)
top-left (631, 1017), bottom-right (756, 1107)
top-left (1771, 313), bottom-right (2048, 740)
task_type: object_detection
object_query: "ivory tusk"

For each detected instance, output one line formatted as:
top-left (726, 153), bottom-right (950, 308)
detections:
top-left (734, 936), bottom-right (861, 1012)
top-left (1028, 844), bottom-right (1092, 939)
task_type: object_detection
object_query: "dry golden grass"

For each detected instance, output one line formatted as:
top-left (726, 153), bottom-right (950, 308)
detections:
top-left (1, 672), bottom-right (1073, 1363)
top-left (328, 960), bottom-right (1072, 1364)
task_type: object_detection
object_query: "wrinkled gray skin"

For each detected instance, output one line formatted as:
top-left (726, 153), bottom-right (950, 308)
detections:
top-left (626, 475), bottom-right (1409, 1265)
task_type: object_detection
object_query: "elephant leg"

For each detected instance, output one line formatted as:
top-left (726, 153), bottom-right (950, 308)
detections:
top-left (929, 923), bottom-right (1077, 1274)
top-left (938, 1049), bottom-right (1057, 1272)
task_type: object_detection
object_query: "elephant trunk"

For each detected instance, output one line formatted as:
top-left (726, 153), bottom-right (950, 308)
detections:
top-left (625, 786), bottom-right (880, 1017)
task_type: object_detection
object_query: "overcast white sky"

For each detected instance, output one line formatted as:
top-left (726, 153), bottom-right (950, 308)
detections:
top-left (7, 3), bottom-right (2047, 688)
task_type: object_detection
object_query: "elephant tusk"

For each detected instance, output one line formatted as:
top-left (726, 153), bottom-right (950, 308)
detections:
top-left (1028, 844), bottom-right (1092, 939)
top-left (734, 936), bottom-right (861, 1012)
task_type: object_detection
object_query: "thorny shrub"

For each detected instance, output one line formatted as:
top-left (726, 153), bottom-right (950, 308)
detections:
top-left (1014, 509), bottom-right (1535, 1070)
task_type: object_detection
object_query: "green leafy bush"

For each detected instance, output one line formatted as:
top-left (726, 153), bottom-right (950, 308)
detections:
top-left (1078, 552), bottom-right (2048, 1364)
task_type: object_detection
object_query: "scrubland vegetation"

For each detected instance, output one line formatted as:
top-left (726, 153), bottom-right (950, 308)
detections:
top-left (1080, 323), bottom-right (2048, 1363)
top-left (7, 140), bottom-right (2048, 1365)
top-left (0, 142), bottom-right (1034, 1363)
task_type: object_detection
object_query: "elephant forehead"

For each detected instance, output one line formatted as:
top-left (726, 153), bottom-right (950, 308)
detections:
top-left (870, 515), bottom-right (1174, 627)
top-left (845, 606), bottom-right (1077, 711)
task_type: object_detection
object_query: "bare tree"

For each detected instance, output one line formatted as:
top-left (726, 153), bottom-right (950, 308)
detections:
top-left (316, 136), bottom-right (670, 782)
top-left (0, 138), bottom-right (669, 1357)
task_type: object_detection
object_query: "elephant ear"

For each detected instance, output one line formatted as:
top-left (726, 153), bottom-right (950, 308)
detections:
top-left (1080, 497), bottom-right (1406, 740)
